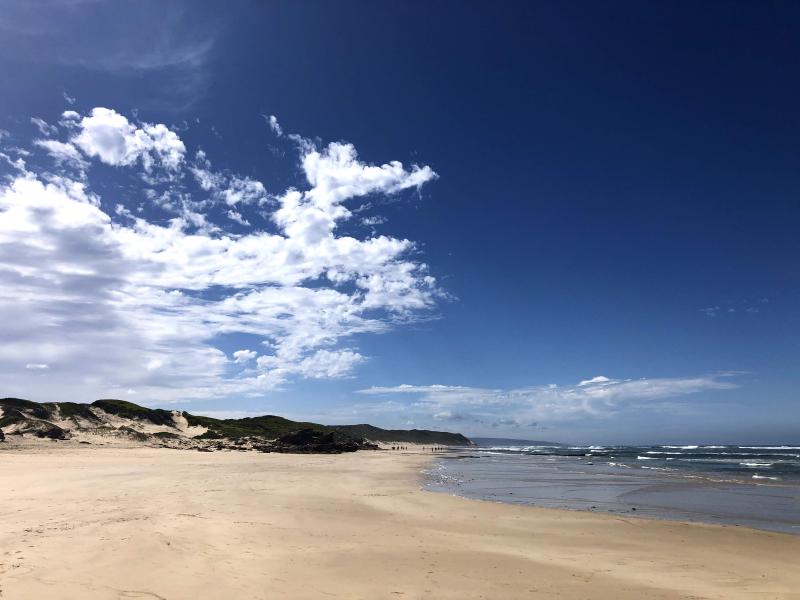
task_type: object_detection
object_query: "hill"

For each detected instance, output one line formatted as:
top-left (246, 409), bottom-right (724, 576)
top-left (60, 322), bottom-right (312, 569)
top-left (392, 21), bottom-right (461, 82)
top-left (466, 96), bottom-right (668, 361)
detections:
top-left (332, 424), bottom-right (472, 446)
top-left (0, 397), bottom-right (472, 451)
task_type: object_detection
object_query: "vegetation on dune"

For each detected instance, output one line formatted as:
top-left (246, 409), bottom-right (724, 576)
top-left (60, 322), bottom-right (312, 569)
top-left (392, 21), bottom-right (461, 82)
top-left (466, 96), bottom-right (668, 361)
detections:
top-left (0, 411), bottom-right (27, 429)
top-left (0, 398), bottom-right (51, 420)
top-left (91, 399), bottom-right (175, 427)
top-left (51, 402), bottom-right (101, 421)
top-left (116, 426), bottom-right (150, 442)
top-left (0, 397), bottom-right (473, 446)
top-left (185, 413), bottom-right (329, 440)
top-left (332, 424), bottom-right (472, 446)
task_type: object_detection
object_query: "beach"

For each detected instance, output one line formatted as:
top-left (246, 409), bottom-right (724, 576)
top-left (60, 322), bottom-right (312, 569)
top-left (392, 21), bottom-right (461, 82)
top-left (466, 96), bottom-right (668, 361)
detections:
top-left (1, 445), bottom-right (799, 599)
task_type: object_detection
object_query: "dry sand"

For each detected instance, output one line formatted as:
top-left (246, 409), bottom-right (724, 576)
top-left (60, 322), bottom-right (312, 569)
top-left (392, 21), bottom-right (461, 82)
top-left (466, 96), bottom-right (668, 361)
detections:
top-left (1, 445), bottom-right (798, 599)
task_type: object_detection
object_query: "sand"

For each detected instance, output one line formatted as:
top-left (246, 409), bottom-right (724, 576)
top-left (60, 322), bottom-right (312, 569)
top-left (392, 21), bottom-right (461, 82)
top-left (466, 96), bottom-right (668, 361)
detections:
top-left (1, 445), bottom-right (798, 599)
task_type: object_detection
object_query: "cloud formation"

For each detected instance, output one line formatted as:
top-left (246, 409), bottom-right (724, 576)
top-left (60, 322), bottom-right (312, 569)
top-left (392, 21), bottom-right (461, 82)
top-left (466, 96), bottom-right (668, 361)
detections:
top-left (0, 107), bottom-right (439, 403)
top-left (357, 374), bottom-right (739, 427)
top-left (72, 107), bottom-right (186, 172)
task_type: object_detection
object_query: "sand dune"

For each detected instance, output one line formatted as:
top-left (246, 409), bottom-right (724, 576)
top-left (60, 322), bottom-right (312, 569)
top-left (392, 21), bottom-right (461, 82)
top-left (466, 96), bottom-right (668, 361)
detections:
top-left (1, 445), bottom-right (798, 599)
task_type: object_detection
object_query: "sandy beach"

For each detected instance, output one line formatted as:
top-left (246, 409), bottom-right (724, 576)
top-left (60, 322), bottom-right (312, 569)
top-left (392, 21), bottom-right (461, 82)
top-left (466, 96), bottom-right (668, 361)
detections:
top-left (1, 446), bottom-right (799, 599)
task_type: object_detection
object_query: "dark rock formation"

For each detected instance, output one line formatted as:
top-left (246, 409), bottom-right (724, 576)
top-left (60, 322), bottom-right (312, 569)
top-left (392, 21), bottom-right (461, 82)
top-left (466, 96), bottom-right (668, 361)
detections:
top-left (34, 424), bottom-right (70, 440)
top-left (273, 428), bottom-right (362, 454)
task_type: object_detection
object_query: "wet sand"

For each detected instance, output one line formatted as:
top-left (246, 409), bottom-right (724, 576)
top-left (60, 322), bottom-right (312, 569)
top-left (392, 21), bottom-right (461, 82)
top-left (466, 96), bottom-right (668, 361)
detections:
top-left (1, 445), bottom-right (799, 599)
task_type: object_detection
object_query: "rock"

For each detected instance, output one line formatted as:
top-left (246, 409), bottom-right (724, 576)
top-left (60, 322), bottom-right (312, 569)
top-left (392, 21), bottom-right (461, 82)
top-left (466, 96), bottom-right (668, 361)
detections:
top-left (273, 428), bottom-right (362, 454)
top-left (35, 424), bottom-right (70, 440)
top-left (0, 428), bottom-right (4, 441)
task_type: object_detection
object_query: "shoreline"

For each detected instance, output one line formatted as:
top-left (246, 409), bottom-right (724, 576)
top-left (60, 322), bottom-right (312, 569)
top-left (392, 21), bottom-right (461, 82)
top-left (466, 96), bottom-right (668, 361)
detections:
top-left (2, 445), bottom-right (799, 598)
top-left (423, 451), bottom-right (800, 535)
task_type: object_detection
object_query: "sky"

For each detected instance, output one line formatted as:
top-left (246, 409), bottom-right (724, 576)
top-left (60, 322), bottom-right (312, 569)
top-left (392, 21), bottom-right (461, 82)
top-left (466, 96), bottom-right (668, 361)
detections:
top-left (0, 0), bottom-right (798, 444)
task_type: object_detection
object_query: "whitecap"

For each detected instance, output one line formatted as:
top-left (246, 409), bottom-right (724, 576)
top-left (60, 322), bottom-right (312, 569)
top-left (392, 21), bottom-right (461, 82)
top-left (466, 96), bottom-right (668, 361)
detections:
top-left (739, 446), bottom-right (800, 450)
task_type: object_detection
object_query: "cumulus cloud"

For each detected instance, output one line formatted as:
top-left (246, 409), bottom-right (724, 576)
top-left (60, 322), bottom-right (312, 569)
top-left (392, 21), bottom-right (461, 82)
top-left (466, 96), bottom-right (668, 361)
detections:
top-left (220, 176), bottom-right (267, 206)
top-left (232, 349), bottom-right (257, 363)
top-left (274, 142), bottom-right (436, 246)
top-left (0, 107), bottom-right (439, 403)
top-left (357, 374), bottom-right (739, 426)
top-left (72, 107), bottom-right (185, 172)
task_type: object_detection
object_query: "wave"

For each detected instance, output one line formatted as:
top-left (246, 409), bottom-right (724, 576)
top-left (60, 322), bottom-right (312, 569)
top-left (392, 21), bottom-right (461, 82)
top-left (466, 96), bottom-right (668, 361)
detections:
top-left (739, 446), bottom-right (800, 450)
top-left (752, 474), bottom-right (780, 480)
top-left (740, 462), bottom-right (775, 468)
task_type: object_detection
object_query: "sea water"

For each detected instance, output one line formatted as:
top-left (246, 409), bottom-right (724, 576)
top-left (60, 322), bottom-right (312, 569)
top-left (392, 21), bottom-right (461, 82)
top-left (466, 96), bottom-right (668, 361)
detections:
top-left (424, 443), bottom-right (800, 534)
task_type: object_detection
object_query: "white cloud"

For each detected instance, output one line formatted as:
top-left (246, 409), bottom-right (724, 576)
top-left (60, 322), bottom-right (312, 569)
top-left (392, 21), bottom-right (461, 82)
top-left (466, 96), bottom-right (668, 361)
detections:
top-left (62, 91), bottom-right (76, 105)
top-left (265, 114), bottom-right (283, 137)
top-left (227, 210), bottom-right (250, 226)
top-left (190, 151), bottom-right (268, 207)
top-left (274, 141), bottom-right (436, 246)
top-left (578, 375), bottom-right (612, 386)
top-left (34, 139), bottom-right (88, 171)
top-left (31, 117), bottom-right (58, 137)
top-left (361, 215), bottom-right (387, 226)
top-left (220, 176), bottom-right (266, 206)
top-left (59, 110), bottom-right (81, 128)
top-left (72, 107), bottom-right (185, 172)
top-left (25, 363), bottom-right (49, 370)
top-left (232, 349), bottom-right (257, 363)
top-left (0, 109), bottom-right (439, 403)
top-left (295, 349), bottom-right (364, 378)
top-left (357, 374), bottom-right (739, 426)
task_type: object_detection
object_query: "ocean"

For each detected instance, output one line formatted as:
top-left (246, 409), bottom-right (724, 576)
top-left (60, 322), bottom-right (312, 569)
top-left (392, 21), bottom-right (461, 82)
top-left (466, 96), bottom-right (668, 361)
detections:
top-left (423, 442), bottom-right (800, 534)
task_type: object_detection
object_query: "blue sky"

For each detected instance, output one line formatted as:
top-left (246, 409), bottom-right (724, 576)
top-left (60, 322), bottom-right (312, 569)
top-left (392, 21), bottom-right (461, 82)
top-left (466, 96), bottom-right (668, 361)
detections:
top-left (0, 1), bottom-right (797, 444)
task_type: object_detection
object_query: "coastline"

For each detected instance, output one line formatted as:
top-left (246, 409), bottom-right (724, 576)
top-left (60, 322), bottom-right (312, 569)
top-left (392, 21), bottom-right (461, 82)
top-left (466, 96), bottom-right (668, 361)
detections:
top-left (1, 445), bottom-right (799, 599)
top-left (423, 451), bottom-right (800, 534)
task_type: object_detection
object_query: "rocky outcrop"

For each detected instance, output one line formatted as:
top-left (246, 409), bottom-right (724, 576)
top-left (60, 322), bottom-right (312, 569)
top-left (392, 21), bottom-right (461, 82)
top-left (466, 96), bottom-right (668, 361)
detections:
top-left (0, 428), bottom-right (4, 442)
top-left (34, 424), bottom-right (70, 440)
top-left (272, 429), bottom-right (364, 454)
